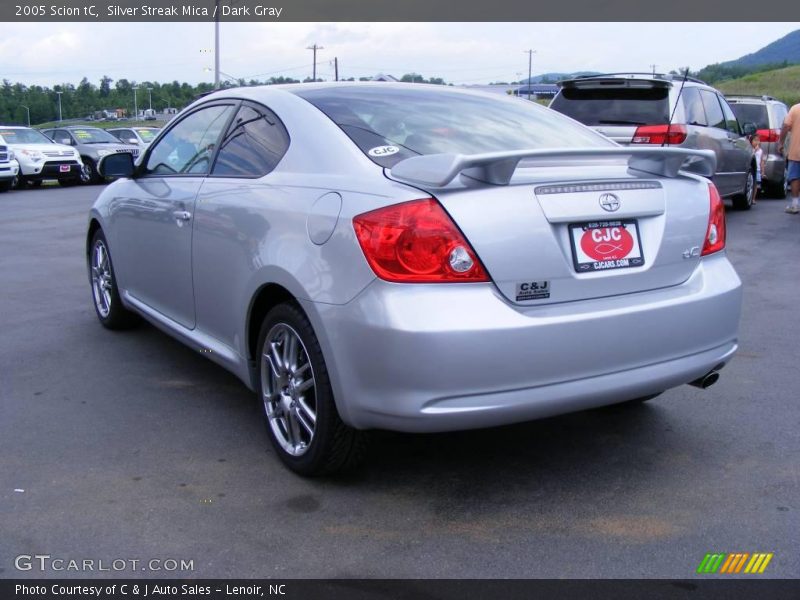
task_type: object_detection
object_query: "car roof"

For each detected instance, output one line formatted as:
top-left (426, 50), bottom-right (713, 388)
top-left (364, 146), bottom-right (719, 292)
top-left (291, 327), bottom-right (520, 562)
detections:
top-left (726, 95), bottom-right (783, 104)
top-left (558, 72), bottom-right (709, 87)
top-left (195, 81), bottom-right (524, 107)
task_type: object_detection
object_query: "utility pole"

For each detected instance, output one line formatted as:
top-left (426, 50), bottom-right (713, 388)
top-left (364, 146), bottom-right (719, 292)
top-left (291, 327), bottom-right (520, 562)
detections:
top-left (133, 87), bottom-right (139, 119)
top-left (56, 91), bottom-right (63, 121)
top-left (334, 57), bottom-right (339, 82)
top-left (650, 64), bottom-right (657, 76)
top-left (147, 87), bottom-right (153, 110)
top-left (21, 104), bottom-right (30, 127)
top-left (307, 43), bottom-right (323, 81)
top-left (524, 49), bottom-right (536, 101)
top-left (214, 0), bottom-right (221, 88)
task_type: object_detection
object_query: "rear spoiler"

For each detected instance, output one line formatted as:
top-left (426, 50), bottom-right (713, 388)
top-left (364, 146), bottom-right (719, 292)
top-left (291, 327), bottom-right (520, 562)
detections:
top-left (388, 147), bottom-right (716, 188)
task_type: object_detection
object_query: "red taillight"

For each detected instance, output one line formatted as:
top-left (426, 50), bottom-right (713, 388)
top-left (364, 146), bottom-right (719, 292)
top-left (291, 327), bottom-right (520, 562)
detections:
top-left (353, 198), bottom-right (489, 283)
top-left (702, 183), bottom-right (726, 256)
top-left (756, 128), bottom-right (780, 143)
top-left (631, 124), bottom-right (688, 145)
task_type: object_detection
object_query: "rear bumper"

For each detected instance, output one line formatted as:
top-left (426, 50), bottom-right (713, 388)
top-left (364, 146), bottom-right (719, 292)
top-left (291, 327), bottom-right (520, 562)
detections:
top-left (305, 253), bottom-right (742, 433)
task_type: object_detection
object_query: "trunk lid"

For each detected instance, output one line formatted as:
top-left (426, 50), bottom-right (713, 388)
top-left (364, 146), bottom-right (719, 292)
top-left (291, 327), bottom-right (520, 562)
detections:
top-left (431, 166), bottom-right (710, 305)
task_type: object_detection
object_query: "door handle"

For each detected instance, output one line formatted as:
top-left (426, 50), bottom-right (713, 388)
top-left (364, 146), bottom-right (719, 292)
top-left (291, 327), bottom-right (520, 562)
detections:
top-left (173, 210), bottom-right (192, 224)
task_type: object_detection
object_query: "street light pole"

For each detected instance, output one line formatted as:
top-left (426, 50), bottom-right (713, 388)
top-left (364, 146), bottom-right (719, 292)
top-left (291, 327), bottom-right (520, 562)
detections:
top-left (524, 49), bottom-right (536, 101)
top-left (133, 87), bottom-right (139, 120)
top-left (147, 87), bottom-right (153, 111)
top-left (214, 0), bottom-right (221, 89)
top-left (21, 104), bottom-right (30, 127)
top-left (56, 91), bottom-right (63, 121)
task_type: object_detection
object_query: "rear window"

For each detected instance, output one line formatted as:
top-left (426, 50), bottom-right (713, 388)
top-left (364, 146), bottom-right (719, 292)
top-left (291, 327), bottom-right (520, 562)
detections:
top-left (294, 86), bottom-right (612, 167)
top-left (729, 103), bottom-right (769, 130)
top-left (550, 86), bottom-right (670, 126)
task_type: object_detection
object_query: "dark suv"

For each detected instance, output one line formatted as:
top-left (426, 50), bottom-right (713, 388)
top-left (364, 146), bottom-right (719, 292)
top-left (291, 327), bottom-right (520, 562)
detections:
top-left (726, 95), bottom-right (788, 196)
top-left (550, 73), bottom-right (757, 209)
top-left (42, 126), bottom-right (140, 184)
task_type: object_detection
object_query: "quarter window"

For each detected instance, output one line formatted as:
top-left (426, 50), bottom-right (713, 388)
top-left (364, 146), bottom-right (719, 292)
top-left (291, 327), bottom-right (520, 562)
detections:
top-left (699, 91), bottom-right (726, 130)
top-left (681, 87), bottom-right (707, 127)
top-left (144, 104), bottom-right (234, 176)
top-left (212, 104), bottom-right (289, 177)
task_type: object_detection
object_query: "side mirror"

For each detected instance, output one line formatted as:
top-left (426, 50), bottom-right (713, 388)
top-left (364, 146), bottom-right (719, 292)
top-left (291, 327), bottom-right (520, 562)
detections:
top-left (99, 152), bottom-right (135, 178)
top-left (126, 138), bottom-right (138, 145)
top-left (57, 137), bottom-right (72, 145)
top-left (742, 122), bottom-right (757, 137)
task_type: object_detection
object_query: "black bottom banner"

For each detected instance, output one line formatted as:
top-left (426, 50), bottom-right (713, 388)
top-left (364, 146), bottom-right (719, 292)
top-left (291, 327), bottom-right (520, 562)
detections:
top-left (3, 579), bottom-right (800, 600)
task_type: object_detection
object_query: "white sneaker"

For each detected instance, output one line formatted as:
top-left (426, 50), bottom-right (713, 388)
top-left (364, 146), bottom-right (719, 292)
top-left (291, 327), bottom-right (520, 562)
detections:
top-left (786, 206), bottom-right (800, 214)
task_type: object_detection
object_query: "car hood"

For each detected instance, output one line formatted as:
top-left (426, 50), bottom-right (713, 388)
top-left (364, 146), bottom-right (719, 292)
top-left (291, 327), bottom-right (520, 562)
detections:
top-left (8, 142), bottom-right (77, 155)
top-left (78, 142), bottom-right (140, 151)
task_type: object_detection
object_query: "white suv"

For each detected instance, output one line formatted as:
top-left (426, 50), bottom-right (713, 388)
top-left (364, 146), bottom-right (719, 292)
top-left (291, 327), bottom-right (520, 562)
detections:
top-left (0, 126), bottom-right (83, 187)
top-left (0, 140), bottom-right (19, 192)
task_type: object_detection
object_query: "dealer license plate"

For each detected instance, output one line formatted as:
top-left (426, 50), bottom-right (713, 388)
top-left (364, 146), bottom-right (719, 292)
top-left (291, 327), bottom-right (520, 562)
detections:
top-left (568, 220), bottom-right (645, 272)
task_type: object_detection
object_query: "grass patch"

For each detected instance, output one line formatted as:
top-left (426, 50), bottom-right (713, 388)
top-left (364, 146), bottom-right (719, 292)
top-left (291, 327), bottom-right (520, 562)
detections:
top-left (717, 65), bottom-right (800, 106)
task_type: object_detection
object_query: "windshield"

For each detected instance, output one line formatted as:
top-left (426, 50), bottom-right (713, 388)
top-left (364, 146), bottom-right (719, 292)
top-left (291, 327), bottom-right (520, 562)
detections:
top-left (294, 86), bottom-right (612, 167)
top-left (729, 103), bottom-right (769, 130)
top-left (0, 128), bottom-right (54, 144)
top-left (69, 128), bottom-right (121, 143)
top-left (550, 86), bottom-right (671, 126)
top-left (135, 128), bottom-right (159, 142)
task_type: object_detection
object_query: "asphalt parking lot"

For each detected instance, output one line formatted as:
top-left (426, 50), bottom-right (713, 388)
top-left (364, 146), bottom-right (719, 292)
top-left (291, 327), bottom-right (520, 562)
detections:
top-left (1, 184), bottom-right (798, 580)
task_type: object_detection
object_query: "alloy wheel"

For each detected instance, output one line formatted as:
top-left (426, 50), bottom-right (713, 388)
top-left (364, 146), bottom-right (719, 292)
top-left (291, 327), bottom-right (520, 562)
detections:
top-left (261, 323), bottom-right (317, 457)
top-left (90, 240), bottom-right (113, 318)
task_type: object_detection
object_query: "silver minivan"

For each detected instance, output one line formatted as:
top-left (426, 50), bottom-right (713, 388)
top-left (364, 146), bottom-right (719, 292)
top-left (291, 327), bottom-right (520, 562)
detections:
top-left (727, 95), bottom-right (788, 196)
top-left (550, 74), bottom-right (757, 209)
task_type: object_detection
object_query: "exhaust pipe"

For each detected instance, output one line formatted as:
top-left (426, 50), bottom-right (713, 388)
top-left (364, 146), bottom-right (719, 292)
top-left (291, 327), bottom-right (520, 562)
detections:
top-left (689, 370), bottom-right (720, 389)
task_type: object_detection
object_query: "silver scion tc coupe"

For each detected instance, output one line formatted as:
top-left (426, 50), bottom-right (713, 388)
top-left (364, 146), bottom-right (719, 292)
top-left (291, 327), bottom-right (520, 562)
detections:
top-left (87, 83), bottom-right (742, 475)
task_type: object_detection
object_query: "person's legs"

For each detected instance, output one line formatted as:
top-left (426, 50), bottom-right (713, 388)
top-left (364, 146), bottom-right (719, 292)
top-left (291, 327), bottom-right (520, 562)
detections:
top-left (786, 161), bottom-right (800, 213)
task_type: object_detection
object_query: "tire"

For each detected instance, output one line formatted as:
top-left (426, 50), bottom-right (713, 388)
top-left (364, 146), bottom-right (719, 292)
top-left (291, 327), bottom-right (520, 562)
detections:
top-left (732, 169), bottom-right (755, 210)
top-left (257, 303), bottom-right (367, 476)
top-left (88, 229), bottom-right (137, 330)
top-left (81, 158), bottom-right (103, 184)
top-left (28, 179), bottom-right (42, 188)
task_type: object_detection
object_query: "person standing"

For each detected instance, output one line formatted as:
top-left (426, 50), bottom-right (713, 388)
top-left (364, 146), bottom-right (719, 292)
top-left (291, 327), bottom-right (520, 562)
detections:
top-left (779, 102), bottom-right (800, 214)
top-left (751, 134), bottom-right (764, 204)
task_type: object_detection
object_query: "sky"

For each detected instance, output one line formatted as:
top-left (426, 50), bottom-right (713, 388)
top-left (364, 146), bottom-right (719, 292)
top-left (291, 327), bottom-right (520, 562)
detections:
top-left (1, 22), bottom-right (798, 88)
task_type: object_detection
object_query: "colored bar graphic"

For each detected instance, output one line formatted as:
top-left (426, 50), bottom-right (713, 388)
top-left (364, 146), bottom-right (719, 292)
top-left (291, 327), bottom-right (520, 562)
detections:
top-left (699, 552), bottom-right (773, 574)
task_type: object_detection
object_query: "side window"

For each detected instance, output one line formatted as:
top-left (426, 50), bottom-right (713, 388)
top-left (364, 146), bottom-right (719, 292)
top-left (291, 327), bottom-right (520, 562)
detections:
top-left (211, 103), bottom-right (290, 177)
top-left (718, 97), bottom-right (741, 135)
top-left (54, 130), bottom-right (73, 145)
top-left (699, 91), bottom-right (726, 130)
top-left (681, 87), bottom-right (707, 126)
top-left (144, 104), bottom-right (234, 176)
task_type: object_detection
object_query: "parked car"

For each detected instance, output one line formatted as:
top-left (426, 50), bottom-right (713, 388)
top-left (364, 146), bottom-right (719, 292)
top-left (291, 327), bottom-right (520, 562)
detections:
top-left (108, 126), bottom-right (160, 147)
top-left (0, 126), bottom-right (83, 187)
top-left (550, 73), bottom-right (758, 209)
top-left (42, 126), bottom-right (140, 184)
top-left (0, 139), bottom-right (20, 191)
top-left (726, 95), bottom-right (788, 196)
top-left (88, 83), bottom-right (742, 475)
